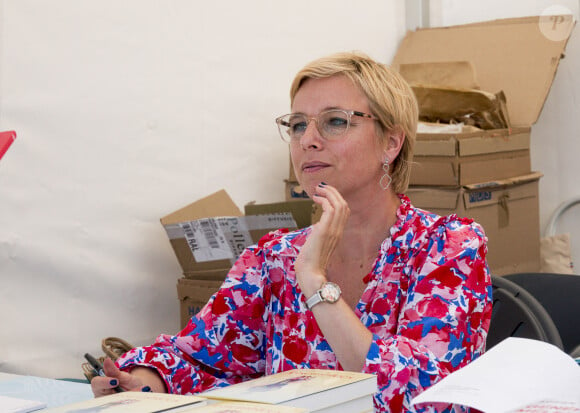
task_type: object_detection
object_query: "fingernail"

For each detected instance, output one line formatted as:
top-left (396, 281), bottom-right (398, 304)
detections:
top-left (142, 386), bottom-right (152, 392)
top-left (110, 379), bottom-right (118, 386)
top-left (318, 181), bottom-right (327, 187)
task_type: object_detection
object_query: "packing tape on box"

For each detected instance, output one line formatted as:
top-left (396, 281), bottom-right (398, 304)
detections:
top-left (165, 213), bottom-right (296, 263)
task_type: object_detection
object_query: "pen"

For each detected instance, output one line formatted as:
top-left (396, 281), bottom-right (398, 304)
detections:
top-left (84, 352), bottom-right (125, 392)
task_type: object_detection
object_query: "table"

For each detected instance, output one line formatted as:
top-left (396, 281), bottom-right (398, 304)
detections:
top-left (0, 372), bottom-right (93, 409)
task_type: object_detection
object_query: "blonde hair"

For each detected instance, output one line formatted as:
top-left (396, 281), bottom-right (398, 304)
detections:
top-left (290, 51), bottom-right (418, 193)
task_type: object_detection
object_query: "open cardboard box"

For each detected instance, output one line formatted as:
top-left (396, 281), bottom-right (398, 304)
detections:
top-left (161, 189), bottom-right (298, 277)
top-left (407, 172), bottom-right (543, 275)
top-left (392, 15), bottom-right (574, 186)
top-left (165, 190), bottom-right (300, 326)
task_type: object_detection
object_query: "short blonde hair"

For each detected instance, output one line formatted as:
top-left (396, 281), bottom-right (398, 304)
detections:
top-left (290, 51), bottom-right (418, 193)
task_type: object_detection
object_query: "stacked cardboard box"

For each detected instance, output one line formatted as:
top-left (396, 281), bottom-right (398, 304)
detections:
top-left (285, 154), bottom-right (309, 201)
top-left (392, 15), bottom-right (574, 275)
top-left (161, 190), bottom-right (298, 328)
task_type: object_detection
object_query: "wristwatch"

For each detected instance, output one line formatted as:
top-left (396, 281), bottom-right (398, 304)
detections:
top-left (305, 282), bottom-right (342, 310)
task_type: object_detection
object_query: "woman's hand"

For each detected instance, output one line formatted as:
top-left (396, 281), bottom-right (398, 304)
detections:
top-left (90, 358), bottom-right (165, 396)
top-left (294, 183), bottom-right (350, 296)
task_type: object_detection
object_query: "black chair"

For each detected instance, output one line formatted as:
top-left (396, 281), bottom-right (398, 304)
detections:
top-left (487, 275), bottom-right (564, 350)
top-left (503, 272), bottom-right (580, 356)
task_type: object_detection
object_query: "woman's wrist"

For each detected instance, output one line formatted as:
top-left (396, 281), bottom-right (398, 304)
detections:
top-left (298, 270), bottom-right (328, 298)
top-left (130, 366), bottom-right (167, 393)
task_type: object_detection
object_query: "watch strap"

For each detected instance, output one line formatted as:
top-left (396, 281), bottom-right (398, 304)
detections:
top-left (305, 282), bottom-right (341, 310)
top-left (305, 291), bottom-right (323, 309)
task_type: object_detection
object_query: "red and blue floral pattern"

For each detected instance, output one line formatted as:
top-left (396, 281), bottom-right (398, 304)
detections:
top-left (117, 195), bottom-right (492, 412)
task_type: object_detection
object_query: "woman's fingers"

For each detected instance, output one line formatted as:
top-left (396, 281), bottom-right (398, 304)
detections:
top-left (301, 183), bottom-right (349, 269)
top-left (91, 375), bottom-right (121, 397)
top-left (91, 358), bottom-right (148, 396)
top-left (313, 184), bottom-right (350, 236)
top-left (102, 357), bottom-right (121, 377)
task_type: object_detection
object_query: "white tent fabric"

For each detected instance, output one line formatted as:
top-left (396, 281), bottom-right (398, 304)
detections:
top-left (0, 0), bottom-right (404, 379)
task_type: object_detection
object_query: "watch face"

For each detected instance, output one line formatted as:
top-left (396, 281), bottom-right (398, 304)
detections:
top-left (320, 282), bottom-right (341, 303)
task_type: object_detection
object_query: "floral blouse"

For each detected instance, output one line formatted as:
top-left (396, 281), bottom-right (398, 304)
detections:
top-left (117, 195), bottom-right (492, 412)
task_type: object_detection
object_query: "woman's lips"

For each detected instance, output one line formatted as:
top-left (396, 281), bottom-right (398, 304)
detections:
top-left (302, 161), bottom-right (330, 173)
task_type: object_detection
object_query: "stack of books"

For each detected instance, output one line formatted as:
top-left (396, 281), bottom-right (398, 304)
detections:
top-left (39, 369), bottom-right (377, 413)
top-left (201, 369), bottom-right (377, 413)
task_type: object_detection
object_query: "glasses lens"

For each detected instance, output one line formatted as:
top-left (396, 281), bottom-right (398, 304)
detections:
top-left (320, 110), bottom-right (349, 139)
top-left (278, 114), bottom-right (307, 142)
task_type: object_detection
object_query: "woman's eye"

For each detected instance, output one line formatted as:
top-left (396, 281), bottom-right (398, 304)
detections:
top-left (327, 117), bottom-right (348, 127)
top-left (291, 121), bottom-right (307, 133)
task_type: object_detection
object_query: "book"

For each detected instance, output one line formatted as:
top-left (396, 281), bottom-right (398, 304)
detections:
top-left (41, 391), bottom-right (207, 412)
top-left (187, 400), bottom-right (308, 412)
top-left (411, 337), bottom-right (580, 413)
top-left (201, 369), bottom-right (377, 413)
top-left (0, 394), bottom-right (46, 413)
top-left (0, 130), bottom-right (17, 161)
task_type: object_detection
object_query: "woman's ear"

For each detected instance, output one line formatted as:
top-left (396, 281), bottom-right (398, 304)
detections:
top-left (383, 125), bottom-right (405, 161)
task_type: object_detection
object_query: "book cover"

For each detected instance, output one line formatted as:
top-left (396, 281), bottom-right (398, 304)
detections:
top-left (201, 369), bottom-right (377, 412)
top-left (41, 391), bottom-right (207, 413)
top-left (0, 130), bottom-right (17, 161)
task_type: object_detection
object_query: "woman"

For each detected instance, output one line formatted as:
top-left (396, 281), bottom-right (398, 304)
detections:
top-left (91, 52), bottom-right (492, 412)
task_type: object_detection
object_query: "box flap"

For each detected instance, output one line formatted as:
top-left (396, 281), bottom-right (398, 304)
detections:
top-left (399, 61), bottom-right (478, 89)
top-left (392, 15), bottom-right (574, 126)
top-left (463, 171), bottom-right (543, 190)
top-left (160, 189), bottom-right (242, 225)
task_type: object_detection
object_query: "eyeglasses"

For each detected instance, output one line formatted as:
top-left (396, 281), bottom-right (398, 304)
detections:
top-left (275, 109), bottom-right (378, 143)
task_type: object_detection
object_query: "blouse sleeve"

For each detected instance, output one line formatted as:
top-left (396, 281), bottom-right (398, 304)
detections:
top-left (363, 218), bottom-right (493, 412)
top-left (115, 245), bottom-right (268, 394)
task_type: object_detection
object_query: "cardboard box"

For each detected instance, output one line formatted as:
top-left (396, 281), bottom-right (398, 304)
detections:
top-left (177, 278), bottom-right (223, 329)
top-left (284, 180), bottom-right (310, 201)
top-left (392, 15), bottom-right (574, 186)
top-left (161, 189), bottom-right (298, 274)
top-left (409, 128), bottom-right (531, 186)
top-left (407, 172), bottom-right (543, 276)
top-left (245, 199), bottom-right (321, 229)
top-left (183, 268), bottom-right (230, 280)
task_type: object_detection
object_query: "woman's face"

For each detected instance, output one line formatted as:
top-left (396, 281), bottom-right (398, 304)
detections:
top-left (289, 75), bottom-right (386, 200)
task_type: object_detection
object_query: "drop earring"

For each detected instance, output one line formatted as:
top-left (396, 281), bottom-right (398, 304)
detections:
top-left (380, 158), bottom-right (392, 190)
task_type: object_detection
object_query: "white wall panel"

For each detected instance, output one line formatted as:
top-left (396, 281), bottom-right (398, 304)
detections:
top-left (0, 0), bottom-right (405, 378)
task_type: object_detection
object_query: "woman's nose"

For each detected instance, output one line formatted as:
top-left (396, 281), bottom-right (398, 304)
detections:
top-left (299, 119), bottom-right (323, 149)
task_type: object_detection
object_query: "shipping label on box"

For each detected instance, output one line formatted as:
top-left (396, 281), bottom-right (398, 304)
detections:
top-left (167, 214), bottom-right (296, 263)
top-left (165, 213), bottom-right (296, 266)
